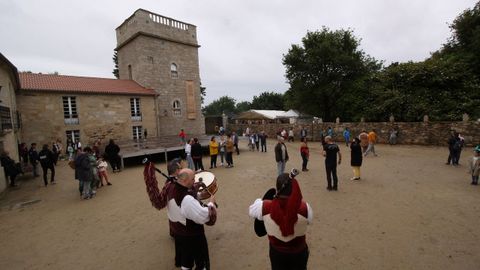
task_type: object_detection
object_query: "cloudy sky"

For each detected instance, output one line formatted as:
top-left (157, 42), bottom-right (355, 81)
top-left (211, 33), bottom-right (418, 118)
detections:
top-left (0, 0), bottom-right (477, 105)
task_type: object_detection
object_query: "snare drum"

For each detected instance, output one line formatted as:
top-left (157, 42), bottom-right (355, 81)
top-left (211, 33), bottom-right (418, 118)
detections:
top-left (194, 171), bottom-right (218, 200)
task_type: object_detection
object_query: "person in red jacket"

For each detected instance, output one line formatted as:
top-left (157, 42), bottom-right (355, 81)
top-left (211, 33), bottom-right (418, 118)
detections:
top-left (300, 137), bottom-right (309, 171)
top-left (179, 129), bottom-right (186, 144)
top-left (249, 173), bottom-right (313, 270)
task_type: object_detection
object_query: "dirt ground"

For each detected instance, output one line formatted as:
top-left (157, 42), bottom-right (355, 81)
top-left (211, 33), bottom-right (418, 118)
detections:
top-left (1, 139), bottom-right (479, 270)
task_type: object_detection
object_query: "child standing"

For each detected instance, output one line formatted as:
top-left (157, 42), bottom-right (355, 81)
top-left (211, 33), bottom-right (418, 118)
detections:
top-left (97, 156), bottom-right (112, 186)
top-left (468, 148), bottom-right (480, 185)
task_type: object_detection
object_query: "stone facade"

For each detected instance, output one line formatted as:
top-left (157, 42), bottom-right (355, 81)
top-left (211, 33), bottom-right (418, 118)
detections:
top-left (0, 54), bottom-right (20, 192)
top-left (228, 120), bottom-right (480, 147)
top-left (16, 91), bottom-right (157, 148)
top-left (116, 9), bottom-right (205, 137)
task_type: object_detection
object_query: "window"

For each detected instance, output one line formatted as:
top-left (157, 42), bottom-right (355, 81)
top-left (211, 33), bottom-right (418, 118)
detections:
top-left (63, 96), bottom-right (79, 125)
top-left (128, 65), bottom-right (132, 80)
top-left (130, 98), bottom-right (142, 121)
top-left (172, 100), bottom-right (181, 116)
top-left (0, 106), bottom-right (12, 131)
top-left (132, 126), bottom-right (142, 141)
top-left (170, 63), bottom-right (178, 78)
top-left (66, 130), bottom-right (80, 145)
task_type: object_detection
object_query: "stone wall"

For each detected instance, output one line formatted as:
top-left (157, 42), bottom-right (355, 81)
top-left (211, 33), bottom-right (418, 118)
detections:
top-left (117, 10), bottom-right (205, 137)
top-left (0, 63), bottom-right (21, 192)
top-left (16, 91), bottom-right (157, 148)
top-left (227, 120), bottom-right (480, 146)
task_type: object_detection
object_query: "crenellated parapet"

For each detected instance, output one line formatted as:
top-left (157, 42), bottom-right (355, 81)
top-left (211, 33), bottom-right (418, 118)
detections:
top-left (115, 8), bottom-right (198, 49)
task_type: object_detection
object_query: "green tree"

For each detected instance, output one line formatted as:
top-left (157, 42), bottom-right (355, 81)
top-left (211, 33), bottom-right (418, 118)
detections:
top-left (202, 96), bottom-right (236, 116)
top-left (436, 1), bottom-right (480, 79)
top-left (250, 92), bottom-right (285, 110)
top-left (235, 101), bottom-right (252, 113)
top-left (113, 51), bottom-right (119, 79)
top-left (200, 83), bottom-right (206, 104)
top-left (366, 59), bottom-right (479, 121)
top-left (283, 28), bottom-right (380, 121)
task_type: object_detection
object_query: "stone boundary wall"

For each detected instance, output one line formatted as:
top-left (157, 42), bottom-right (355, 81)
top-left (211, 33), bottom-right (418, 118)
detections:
top-left (226, 120), bottom-right (480, 147)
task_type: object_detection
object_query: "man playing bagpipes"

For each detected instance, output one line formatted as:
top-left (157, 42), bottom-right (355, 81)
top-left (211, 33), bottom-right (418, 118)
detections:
top-left (167, 168), bottom-right (216, 270)
top-left (144, 159), bottom-right (216, 270)
top-left (249, 171), bottom-right (313, 270)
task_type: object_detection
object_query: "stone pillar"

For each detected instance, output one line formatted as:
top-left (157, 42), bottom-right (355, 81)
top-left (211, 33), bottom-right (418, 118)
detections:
top-left (463, 113), bottom-right (469, 122)
top-left (389, 115), bottom-right (394, 122)
top-left (336, 117), bottom-right (340, 124)
top-left (222, 113), bottom-right (228, 130)
top-left (423, 115), bottom-right (429, 123)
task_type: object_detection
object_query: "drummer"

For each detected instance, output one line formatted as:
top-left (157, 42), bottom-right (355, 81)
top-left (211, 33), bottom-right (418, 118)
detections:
top-left (249, 173), bottom-right (313, 269)
top-left (167, 168), bottom-right (217, 270)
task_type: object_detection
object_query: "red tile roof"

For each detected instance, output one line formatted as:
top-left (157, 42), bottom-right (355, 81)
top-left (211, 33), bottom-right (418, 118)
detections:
top-left (19, 73), bottom-right (157, 96)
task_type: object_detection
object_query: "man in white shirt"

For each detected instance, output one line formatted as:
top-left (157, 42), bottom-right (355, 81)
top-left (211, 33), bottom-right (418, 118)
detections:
top-left (184, 139), bottom-right (194, 170)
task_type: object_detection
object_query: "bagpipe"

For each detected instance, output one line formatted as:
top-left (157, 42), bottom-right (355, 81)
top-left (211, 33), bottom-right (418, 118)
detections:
top-left (142, 157), bottom-right (218, 225)
top-left (254, 168), bottom-right (300, 237)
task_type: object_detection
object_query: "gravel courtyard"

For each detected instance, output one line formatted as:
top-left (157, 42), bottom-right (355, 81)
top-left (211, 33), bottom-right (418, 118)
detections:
top-left (0, 140), bottom-right (479, 270)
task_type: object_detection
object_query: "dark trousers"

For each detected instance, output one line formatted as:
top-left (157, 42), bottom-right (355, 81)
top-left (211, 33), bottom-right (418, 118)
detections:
top-left (226, 152), bottom-right (233, 165)
top-left (234, 143), bottom-right (239, 155)
top-left (325, 164), bottom-right (338, 189)
top-left (210, 155), bottom-right (217, 168)
top-left (41, 164), bottom-right (55, 185)
top-left (31, 162), bottom-right (39, 176)
top-left (176, 234), bottom-right (210, 270)
top-left (472, 175), bottom-right (479, 185)
top-left (447, 149), bottom-right (460, 165)
top-left (269, 245), bottom-right (309, 270)
top-left (193, 157), bottom-right (204, 171)
top-left (8, 174), bottom-right (17, 187)
top-left (53, 153), bottom-right (59, 165)
top-left (261, 142), bottom-right (267, 152)
top-left (109, 156), bottom-right (121, 171)
top-left (301, 154), bottom-right (308, 170)
top-left (255, 142), bottom-right (260, 151)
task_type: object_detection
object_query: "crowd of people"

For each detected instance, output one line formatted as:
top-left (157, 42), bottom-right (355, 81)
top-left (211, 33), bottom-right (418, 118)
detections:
top-left (71, 139), bottom-right (121, 200)
top-left (0, 138), bottom-right (122, 201)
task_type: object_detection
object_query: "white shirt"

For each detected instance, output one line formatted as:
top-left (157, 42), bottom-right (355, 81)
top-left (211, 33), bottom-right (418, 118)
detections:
top-left (185, 143), bottom-right (192, 155)
top-left (248, 198), bottom-right (313, 224)
top-left (168, 195), bottom-right (215, 225)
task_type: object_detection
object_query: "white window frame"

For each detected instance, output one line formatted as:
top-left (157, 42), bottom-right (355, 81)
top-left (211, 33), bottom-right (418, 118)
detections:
top-left (170, 63), bottom-right (178, 78)
top-left (130, 98), bottom-right (142, 121)
top-left (63, 96), bottom-right (79, 125)
top-left (132, 126), bottom-right (142, 141)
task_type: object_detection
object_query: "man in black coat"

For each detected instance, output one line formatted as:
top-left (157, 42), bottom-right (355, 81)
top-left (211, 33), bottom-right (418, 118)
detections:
top-left (274, 137), bottom-right (289, 176)
top-left (1, 151), bottom-right (20, 187)
top-left (259, 131), bottom-right (268, 152)
top-left (105, 139), bottom-right (121, 172)
top-left (191, 138), bottom-right (204, 171)
top-left (39, 144), bottom-right (55, 186)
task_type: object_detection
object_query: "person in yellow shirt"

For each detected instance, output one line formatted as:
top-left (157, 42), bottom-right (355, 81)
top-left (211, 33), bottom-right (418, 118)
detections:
top-left (364, 129), bottom-right (378, 157)
top-left (209, 136), bottom-right (219, 169)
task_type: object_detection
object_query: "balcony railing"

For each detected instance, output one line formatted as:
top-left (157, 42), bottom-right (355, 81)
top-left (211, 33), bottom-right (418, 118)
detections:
top-left (131, 114), bottom-right (142, 122)
top-left (64, 115), bottom-right (79, 125)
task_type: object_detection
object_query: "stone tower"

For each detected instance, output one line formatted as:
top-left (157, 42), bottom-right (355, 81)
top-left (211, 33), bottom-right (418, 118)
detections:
top-left (115, 9), bottom-right (205, 136)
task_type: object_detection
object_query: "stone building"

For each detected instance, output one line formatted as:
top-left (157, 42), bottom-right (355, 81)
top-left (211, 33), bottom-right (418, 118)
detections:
top-left (17, 72), bottom-right (157, 147)
top-left (0, 53), bottom-right (21, 192)
top-left (115, 9), bottom-right (205, 136)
